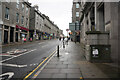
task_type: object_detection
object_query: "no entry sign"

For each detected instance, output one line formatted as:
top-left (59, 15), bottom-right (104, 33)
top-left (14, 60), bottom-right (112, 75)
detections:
top-left (66, 29), bottom-right (69, 31)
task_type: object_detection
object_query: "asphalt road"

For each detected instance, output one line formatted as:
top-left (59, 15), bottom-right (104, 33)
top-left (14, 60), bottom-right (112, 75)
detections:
top-left (0, 39), bottom-right (62, 79)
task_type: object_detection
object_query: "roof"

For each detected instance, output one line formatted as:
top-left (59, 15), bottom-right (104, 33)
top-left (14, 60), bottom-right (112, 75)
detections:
top-left (73, 0), bottom-right (81, 2)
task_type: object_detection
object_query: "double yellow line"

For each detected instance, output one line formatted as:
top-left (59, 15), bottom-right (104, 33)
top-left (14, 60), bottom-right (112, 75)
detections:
top-left (24, 50), bottom-right (57, 80)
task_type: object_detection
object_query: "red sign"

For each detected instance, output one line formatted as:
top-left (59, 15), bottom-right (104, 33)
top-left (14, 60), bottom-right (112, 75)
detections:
top-left (66, 29), bottom-right (69, 31)
top-left (16, 25), bottom-right (29, 31)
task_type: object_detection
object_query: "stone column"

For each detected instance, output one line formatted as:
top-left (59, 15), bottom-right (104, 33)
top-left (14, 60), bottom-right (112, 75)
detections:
top-left (13, 27), bottom-right (16, 43)
top-left (2, 25), bottom-right (4, 44)
top-left (27, 31), bottom-right (29, 41)
top-left (18, 30), bottom-right (21, 42)
top-left (8, 26), bottom-right (10, 43)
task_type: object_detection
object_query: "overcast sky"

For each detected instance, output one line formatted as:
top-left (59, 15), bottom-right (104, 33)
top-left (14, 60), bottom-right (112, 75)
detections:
top-left (29, 0), bottom-right (73, 36)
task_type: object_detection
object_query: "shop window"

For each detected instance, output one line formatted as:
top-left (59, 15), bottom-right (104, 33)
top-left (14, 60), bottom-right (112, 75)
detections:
top-left (16, 28), bottom-right (19, 31)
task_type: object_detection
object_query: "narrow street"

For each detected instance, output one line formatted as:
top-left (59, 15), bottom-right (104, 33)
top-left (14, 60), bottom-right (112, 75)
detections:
top-left (0, 39), bottom-right (62, 79)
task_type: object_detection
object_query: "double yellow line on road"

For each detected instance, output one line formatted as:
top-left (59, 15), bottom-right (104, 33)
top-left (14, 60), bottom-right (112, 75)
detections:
top-left (24, 49), bottom-right (57, 80)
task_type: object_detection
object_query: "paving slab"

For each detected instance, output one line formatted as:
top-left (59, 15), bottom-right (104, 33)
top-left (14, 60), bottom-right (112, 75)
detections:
top-left (35, 41), bottom-right (119, 79)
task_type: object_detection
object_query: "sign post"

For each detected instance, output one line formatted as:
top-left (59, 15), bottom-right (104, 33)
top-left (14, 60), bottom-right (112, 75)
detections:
top-left (66, 29), bottom-right (69, 37)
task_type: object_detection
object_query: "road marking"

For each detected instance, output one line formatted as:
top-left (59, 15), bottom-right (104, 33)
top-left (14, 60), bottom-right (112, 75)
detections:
top-left (42, 45), bottom-right (48, 48)
top-left (0, 72), bottom-right (14, 79)
top-left (0, 63), bottom-right (27, 68)
top-left (38, 42), bottom-right (45, 45)
top-left (24, 49), bottom-right (57, 80)
top-left (0, 55), bottom-right (16, 57)
top-left (0, 49), bottom-right (37, 63)
top-left (32, 49), bottom-right (57, 78)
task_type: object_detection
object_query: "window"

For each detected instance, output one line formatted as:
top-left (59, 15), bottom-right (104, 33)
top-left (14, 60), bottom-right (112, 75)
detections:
top-left (26, 7), bottom-right (28, 14)
top-left (76, 3), bottom-right (79, 8)
top-left (0, 30), bottom-right (2, 42)
top-left (21, 16), bottom-right (24, 24)
top-left (5, 7), bottom-right (9, 20)
top-left (22, 4), bottom-right (24, 11)
top-left (16, 13), bottom-right (19, 23)
top-left (76, 12), bottom-right (79, 17)
top-left (16, 0), bottom-right (19, 9)
top-left (26, 18), bottom-right (28, 27)
top-left (0, 24), bottom-right (2, 28)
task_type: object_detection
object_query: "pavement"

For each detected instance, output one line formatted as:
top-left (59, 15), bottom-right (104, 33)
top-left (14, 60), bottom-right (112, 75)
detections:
top-left (29, 41), bottom-right (119, 80)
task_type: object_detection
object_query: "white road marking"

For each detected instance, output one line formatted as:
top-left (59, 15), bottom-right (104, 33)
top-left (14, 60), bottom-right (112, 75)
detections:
top-left (0, 63), bottom-right (27, 68)
top-left (0, 49), bottom-right (37, 63)
top-left (38, 42), bottom-right (45, 45)
top-left (0, 72), bottom-right (14, 79)
top-left (0, 55), bottom-right (16, 57)
top-left (42, 45), bottom-right (48, 48)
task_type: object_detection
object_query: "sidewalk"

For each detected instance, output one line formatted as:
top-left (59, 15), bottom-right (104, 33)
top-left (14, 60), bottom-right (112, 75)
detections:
top-left (33, 41), bottom-right (119, 80)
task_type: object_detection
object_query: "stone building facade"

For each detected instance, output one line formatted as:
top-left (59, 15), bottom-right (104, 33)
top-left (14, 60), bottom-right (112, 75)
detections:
top-left (29, 6), bottom-right (44, 40)
top-left (0, 0), bottom-right (31, 44)
top-left (69, 0), bottom-right (81, 42)
top-left (79, 1), bottom-right (120, 67)
top-left (42, 14), bottom-right (60, 39)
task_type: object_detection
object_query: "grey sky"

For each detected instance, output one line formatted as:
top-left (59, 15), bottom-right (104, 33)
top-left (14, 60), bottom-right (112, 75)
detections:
top-left (29, 0), bottom-right (73, 36)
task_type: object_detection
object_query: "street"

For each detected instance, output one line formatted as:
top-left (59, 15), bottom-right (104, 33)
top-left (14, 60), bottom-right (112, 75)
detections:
top-left (0, 39), bottom-right (62, 79)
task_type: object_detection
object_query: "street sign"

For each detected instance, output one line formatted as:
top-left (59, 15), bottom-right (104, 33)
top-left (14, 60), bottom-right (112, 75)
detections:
top-left (66, 29), bottom-right (69, 31)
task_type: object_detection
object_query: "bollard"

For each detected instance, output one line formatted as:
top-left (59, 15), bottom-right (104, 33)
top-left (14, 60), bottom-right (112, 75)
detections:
top-left (63, 41), bottom-right (65, 48)
top-left (57, 45), bottom-right (59, 57)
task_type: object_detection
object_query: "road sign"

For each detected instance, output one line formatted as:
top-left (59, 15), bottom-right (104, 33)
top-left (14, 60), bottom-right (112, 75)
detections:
top-left (66, 29), bottom-right (69, 31)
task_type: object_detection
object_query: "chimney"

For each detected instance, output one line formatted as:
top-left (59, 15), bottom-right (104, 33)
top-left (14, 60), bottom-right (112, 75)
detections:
top-left (34, 5), bottom-right (39, 11)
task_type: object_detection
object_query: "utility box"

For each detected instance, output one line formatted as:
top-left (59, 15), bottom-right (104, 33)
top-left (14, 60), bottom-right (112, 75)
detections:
top-left (90, 45), bottom-right (111, 63)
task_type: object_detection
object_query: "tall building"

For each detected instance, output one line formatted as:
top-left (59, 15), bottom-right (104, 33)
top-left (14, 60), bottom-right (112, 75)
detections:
top-left (29, 5), bottom-right (44, 40)
top-left (69, 0), bottom-right (81, 42)
top-left (0, 0), bottom-right (31, 44)
top-left (79, 1), bottom-right (120, 67)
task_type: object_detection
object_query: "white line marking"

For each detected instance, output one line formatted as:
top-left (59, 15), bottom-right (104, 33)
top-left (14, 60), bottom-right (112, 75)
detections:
top-left (0, 55), bottom-right (16, 57)
top-left (0, 63), bottom-right (27, 68)
top-left (0, 72), bottom-right (14, 79)
top-left (0, 49), bottom-right (37, 63)
top-left (38, 42), bottom-right (45, 45)
top-left (42, 45), bottom-right (48, 48)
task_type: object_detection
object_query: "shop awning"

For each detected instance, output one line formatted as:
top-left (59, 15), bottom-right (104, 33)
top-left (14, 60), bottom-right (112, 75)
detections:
top-left (16, 25), bottom-right (29, 31)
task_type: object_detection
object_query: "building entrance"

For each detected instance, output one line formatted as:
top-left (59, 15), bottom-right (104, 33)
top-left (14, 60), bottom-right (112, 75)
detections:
top-left (4, 30), bottom-right (8, 44)
top-left (10, 27), bottom-right (14, 42)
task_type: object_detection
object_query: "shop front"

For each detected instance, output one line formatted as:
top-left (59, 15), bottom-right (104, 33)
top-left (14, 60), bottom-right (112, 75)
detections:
top-left (16, 25), bottom-right (29, 42)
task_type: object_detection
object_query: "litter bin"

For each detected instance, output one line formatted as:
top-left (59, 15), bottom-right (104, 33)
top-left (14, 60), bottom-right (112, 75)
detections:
top-left (90, 45), bottom-right (111, 63)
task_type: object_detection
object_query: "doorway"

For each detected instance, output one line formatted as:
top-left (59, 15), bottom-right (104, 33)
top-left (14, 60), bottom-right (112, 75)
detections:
top-left (4, 30), bottom-right (8, 44)
top-left (10, 27), bottom-right (14, 42)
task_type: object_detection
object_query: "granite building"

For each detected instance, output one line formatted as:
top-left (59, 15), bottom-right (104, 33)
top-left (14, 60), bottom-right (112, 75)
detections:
top-left (0, 0), bottom-right (31, 44)
top-left (79, 1), bottom-right (120, 67)
top-left (29, 5), bottom-right (44, 40)
top-left (69, 0), bottom-right (81, 42)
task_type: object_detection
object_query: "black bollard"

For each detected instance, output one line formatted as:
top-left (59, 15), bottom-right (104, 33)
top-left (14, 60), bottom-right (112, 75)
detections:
top-left (63, 41), bottom-right (65, 48)
top-left (57, 45), bottom-right (59, 57)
